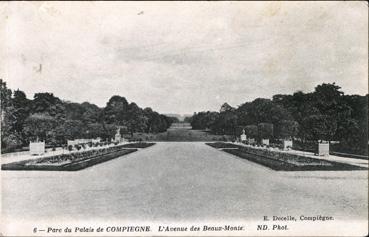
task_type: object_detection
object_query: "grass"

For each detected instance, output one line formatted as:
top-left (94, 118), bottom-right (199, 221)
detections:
top-left (206, 142), bottom-right (367, 171)
top-left (130, 129), bottom-right (233, 142)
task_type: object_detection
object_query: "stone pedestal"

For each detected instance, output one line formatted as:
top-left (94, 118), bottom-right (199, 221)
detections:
top-left (30, 142), bottom-right (45, 155)
top-left (318, 142), bottom-right (329, 156)
top-left (67, 140), bottom-right (77, 147)
top-left (240, 134), bottom-right (247, 142)
top-left (283, 140), bottom-right (293, 150)
top-left (240, 129), bottom-right (247, 142)
top-left (262, 139), bottom-right (269, 146)
top-left (115, 133), bottom-right (121, 142)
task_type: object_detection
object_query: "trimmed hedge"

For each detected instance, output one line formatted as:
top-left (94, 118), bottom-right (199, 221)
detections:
top-left (206, 142), bottom-right (241, 149)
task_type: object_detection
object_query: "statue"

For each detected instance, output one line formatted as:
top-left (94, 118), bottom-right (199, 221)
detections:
top-left (240, 129), bottom-right (247, 141)
top-left (115, 127), bottom-right (122, 142)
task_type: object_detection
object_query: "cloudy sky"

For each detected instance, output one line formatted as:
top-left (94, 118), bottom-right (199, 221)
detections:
top-left (1, 1), bottom-right (367, 114)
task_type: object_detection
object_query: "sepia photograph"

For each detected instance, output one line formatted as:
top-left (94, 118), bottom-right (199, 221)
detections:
top-left (0, 1), bottom-right (368, 236)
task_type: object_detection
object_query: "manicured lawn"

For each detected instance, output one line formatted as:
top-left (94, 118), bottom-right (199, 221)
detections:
top-left (131, 129), bottom-right (233, 141)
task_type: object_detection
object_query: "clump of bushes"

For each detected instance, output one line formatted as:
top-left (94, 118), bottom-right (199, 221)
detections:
top-left (68, 145), bottom-right (73, 151)
top-left (74, 144), bottom-right (81, 151)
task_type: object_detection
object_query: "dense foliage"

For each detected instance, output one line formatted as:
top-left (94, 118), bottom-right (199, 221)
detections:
top-left (1, 79), bottom-right (174, 152)
top-left (191, 83), bottom-right (368, 155)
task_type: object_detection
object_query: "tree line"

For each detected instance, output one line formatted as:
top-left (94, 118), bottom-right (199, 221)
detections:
top-left (188, 83), bottom-right (368, 155)
top-left (1, 79), bottom-right (176, 152)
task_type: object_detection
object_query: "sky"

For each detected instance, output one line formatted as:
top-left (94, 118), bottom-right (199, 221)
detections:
top-left (1, 1), bottom-right (368, 114)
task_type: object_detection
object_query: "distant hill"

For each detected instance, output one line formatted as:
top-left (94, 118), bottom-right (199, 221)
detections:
top-left (164, 113), bottom-right (192, 122)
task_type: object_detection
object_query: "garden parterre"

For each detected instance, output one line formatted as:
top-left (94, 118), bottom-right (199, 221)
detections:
top-left (206, 142), bottom-right (367, 171)
top-left (2, 143), bottom-right (155, 171)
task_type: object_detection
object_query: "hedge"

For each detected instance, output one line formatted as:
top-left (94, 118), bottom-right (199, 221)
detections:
top-left (120, 143), bottom-right (155, 148)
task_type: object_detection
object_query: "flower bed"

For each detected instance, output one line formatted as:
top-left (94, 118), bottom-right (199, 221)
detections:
top-left (206, 142), bottom-right (367, 171)
top-left (2, 144), bottom-right (139, 171)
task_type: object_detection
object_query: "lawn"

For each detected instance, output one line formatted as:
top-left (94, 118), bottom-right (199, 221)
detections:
top-left (131, 129), bottom-right (233, 142)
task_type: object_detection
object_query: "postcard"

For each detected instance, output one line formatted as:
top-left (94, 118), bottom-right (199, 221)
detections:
top-left (1, 1), bottom-right (368, 236)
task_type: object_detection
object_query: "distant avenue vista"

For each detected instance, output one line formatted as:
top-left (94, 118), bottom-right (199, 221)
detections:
top-left (1, 78), bottom-right (368, 230)
top-left (1, 79), bottom-right (367, 157)
top-left (1, 2), bottom-right (368, 236)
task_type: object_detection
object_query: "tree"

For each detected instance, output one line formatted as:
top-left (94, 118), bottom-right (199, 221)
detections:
top-left (103, 95), bottom-right (129, 125)
top-left (57, 120), bottom-right (85, 141)
top-left (301, 115), bottom-right (337, 141)
top-left (31, 93), bottom-right (65, 119)
top-left (244, 125), bottom-right (258, 138)
top-left (65, 102), bottom-right (86, 121)
top-left (220, 103), bottom-right (235, 113)
top-left (126, 103), bottom-right (148, 134)
top-left (2, 132), bottom-right (23, 151)
top-left (184, 116), bottom-right (192, 123)
top-left (80, 102), bottom-right (102, 124)
top-left (275, 120), bottom-right (299, 139)
top-left (1, 106), bottom-right (23, 151)
top-left (85, 123), bottom-right (105, 139)
top-left (190, 111), bottom-right (219, 130)
top-left (23, 113), bottom-right (57, 142)
top-left (12, 89), bottom-right (30, 132)
top-left (145, 111), bottom-right (164, 133)
top-left (102, 123), bottom-right (118, 140)
top-left (168, 116), bottom-right (180, 124)
top-left (0, 79), bottom-right (12, 111)
top-left (258, 123), bottom-right (274, 140)
top-left (1, 81), bottom-right (23, 151)
top-left (216, 110), bottom-right (238, 136)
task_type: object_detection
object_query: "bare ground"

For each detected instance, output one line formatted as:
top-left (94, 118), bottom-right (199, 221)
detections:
top-left (1, 142), bottom-right (367, 223)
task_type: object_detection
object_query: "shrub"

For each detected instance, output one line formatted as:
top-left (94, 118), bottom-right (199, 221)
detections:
top-left (68, 145), bottom-right (73, 151)
top-left (2, 133), bottom-right (23, 152)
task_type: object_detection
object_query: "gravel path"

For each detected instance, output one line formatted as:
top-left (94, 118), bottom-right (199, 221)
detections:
top-left (1, 142), bottom-right (367, 223)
